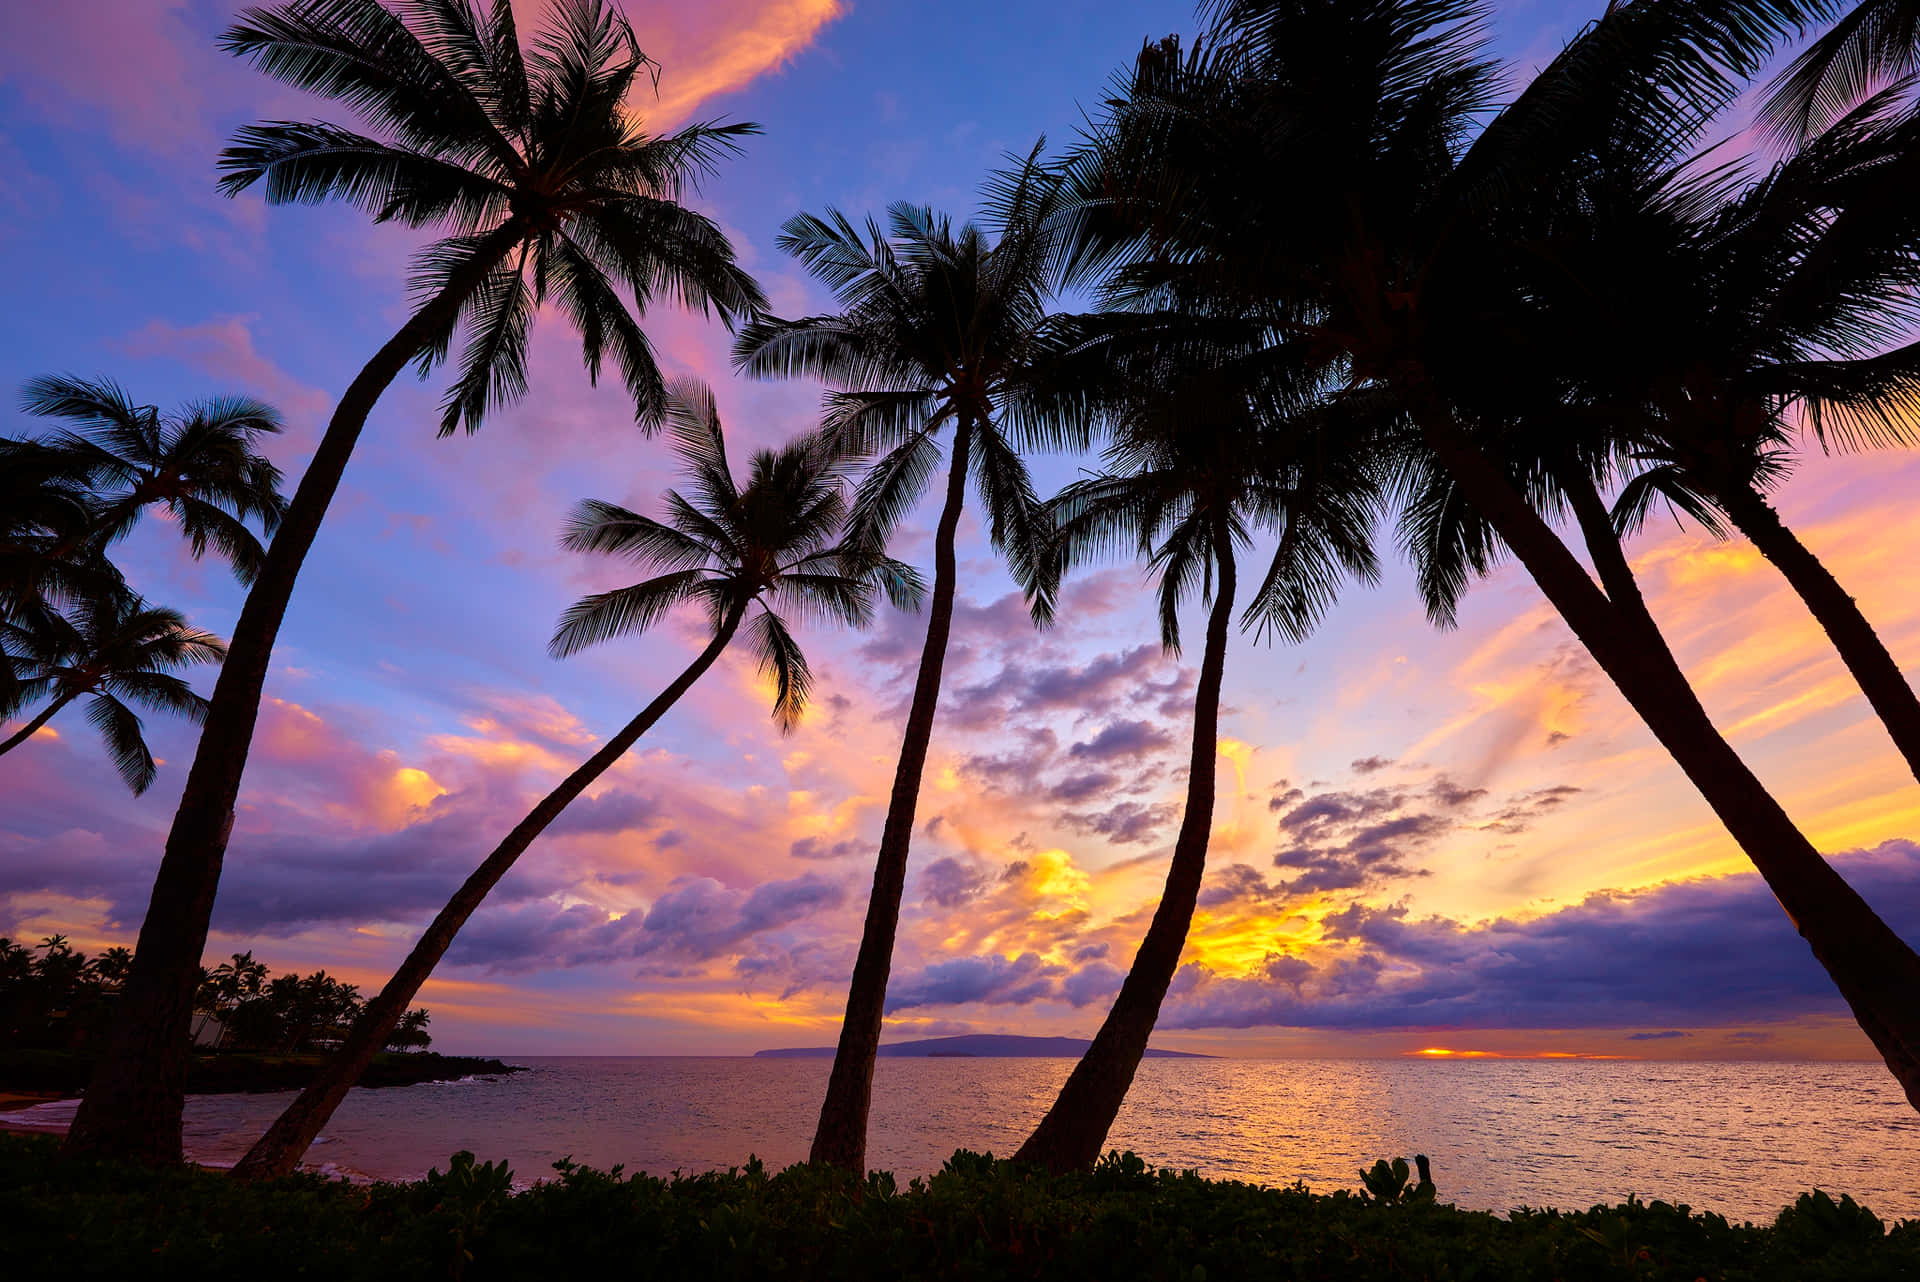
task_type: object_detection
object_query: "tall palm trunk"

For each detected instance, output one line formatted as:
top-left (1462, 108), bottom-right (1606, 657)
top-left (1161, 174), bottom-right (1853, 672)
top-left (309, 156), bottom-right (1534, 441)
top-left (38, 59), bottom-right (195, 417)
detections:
top-left (231, 607), bottom-right (743, 1181)
top-left (1015, 527), bottom-right (1236, 1174)
top-left (809, 417), bottom-right (974, 1173)
top-left (0, 691), bottom-right (77, 756)
top-left (1425, 419), bottom-right (1920, 1109)
top-left (66, 220), bottom-right (528, 1165)
top-left (1713, 481), bottom-right (1920, 788)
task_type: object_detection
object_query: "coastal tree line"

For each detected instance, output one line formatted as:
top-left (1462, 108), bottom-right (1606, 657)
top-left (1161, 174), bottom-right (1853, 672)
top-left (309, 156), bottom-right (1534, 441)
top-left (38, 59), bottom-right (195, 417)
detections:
top-left (2, 0), bottom-right (1918, 1180)
top-left (0, 937), bottom-right (432, 1055)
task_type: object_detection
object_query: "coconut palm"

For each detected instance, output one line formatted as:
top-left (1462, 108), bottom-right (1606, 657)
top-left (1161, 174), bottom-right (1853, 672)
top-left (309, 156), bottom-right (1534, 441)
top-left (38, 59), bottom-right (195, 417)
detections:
top-left (1760, 0), bottom-right (1920, 142)
top-left (1013, 349), bottom-right (1382, 1173)
top-left (0, 439), bottom-right (120, 713)
top-left (17, 376), bottom-right (287, 583)
top-left (71, 0), bottom-right (764, 1163)
top-left (1058, 0), bottom-right (1920, 1112)
top-left (0, 589), bottom-right (226, 793)
top-left (1513, 91), bottom-right (1920, 785)
top-left (229, 380), bottom-right (923, 1180)
top-left (732, 169), bottom-right (1087, 1172)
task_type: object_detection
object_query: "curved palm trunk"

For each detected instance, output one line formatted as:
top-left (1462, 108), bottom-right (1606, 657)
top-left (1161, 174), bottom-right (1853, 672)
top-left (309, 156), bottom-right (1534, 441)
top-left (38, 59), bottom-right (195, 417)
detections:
top-left (1014, 533), bottom-right (1235, 1173)
top-left (66, 220), bottom-right (528, 1165)
top-left (1713, 482), bottom-right (1920, 788)
top-left (0, 691), bottom-right (77, 756)
top-left (1429, 421), bottom-right (1920, 1109)
top-left (230, 608), bottom-right (742, 1181)
top-left (809, 417), bottom-right (974, 1173)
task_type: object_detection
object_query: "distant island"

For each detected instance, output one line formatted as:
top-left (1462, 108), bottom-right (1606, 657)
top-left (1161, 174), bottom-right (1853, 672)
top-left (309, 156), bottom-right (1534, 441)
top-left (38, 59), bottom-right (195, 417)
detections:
top-left (754, 1034), bottom-right (1213, 1059)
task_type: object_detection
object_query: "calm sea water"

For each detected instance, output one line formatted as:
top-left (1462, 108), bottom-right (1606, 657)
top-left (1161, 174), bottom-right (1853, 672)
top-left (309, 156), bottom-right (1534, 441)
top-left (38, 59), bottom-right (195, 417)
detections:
top-left (7, 1057), bottom-right (1917, 1221)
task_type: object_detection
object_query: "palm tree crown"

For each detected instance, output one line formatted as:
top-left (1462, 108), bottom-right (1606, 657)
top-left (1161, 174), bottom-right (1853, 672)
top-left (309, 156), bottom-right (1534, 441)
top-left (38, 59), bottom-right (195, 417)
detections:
top-left (19, 376), bottom-right (288, 583)
top-left (734, 181), bottom-right (1084, 576)
top-left (0, 589), bottom-right (227, 794)
top-left (552, 379), bottom-right (925, 726)
top-left (218, 0), bottom-right (766, 434)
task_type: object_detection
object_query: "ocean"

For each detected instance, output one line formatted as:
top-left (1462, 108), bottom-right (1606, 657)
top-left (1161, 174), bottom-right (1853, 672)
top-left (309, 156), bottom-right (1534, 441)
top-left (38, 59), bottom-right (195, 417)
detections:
top-left (6, 1057), bottom-right (1917, 1222)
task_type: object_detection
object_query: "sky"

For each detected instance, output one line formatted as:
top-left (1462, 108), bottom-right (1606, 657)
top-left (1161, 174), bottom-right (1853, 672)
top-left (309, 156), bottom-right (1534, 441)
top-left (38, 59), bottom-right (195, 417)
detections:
top-left (2, 0), bottom-right (1918, 1062)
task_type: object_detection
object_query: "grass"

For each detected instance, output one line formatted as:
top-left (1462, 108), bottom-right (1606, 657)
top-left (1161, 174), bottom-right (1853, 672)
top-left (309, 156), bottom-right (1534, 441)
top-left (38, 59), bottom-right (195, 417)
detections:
top-left (0, 1133), bottom-right (1913, 1279)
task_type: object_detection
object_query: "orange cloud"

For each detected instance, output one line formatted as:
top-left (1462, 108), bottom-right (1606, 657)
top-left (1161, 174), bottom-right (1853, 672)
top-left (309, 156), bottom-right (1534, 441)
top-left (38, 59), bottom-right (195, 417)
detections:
top-left (622, 0), bottom-right (845, 126)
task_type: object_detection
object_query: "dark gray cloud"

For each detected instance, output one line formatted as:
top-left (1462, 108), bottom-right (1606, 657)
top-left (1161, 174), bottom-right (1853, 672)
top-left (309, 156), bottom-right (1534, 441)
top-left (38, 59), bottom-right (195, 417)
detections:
top-left (1351, 755), bottom-right (1395, 775)
top-left (790, 836), bottom-right (866, 861)
top-left (1068, 719), bottom-right (1175, 762)
top-left (1061, 800), bottom-right (1180, 846)
top-left (444, 872), bottom-right (846, 976)
top-left (920, 856), bottom-right (990, 909)
top-left (1161, 840), bottom-right (1920, 1032)
top-left (544, 789), bottom-right (660, 837)
top-left (1628, 1030), bottom-right (1691, 1041)
top-left (885, 951), bottom-right (1060, 1012)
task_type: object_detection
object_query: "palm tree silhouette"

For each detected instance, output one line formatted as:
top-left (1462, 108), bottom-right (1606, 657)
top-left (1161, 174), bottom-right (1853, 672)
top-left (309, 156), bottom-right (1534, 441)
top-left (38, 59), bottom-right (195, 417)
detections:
top-left (18, 376), bottom-right (287, 583)
top-left (0, 439), bottom-right (120, 711)
top-left (72, 0), bottom-right (765, 1163)
top-left (1761, 0), bottom-right (1920, 142)
top-left (1514, 94), bottom-right (1920, 785)
top-left (230, 379), bottom-right (922, 1180)
top-left (1013, 351), bottom-right (1382, 1173)
top-left (0, 590), bottom-right (226, 793)
top-left (1056, 0), bottom-right (1920, 1112)
top-left (733, 167), bottom-right (1085, 1172)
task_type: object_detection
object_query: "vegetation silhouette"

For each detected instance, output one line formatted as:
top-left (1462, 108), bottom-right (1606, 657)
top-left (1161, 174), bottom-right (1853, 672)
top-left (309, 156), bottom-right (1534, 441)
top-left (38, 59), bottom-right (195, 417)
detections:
top-left (733, 159), bottom-right (1092, 1172)
top-left (1014, 348), bottom-right (1384, 1172)
top-left (230, 380), bottom-right (923, 1180)
top-left (68, 0), bottom-right (766, 1165)
top-left (2, 0), bottom-right (1918, 1181)
top-left (1016, 0), bottom-right (1920, 1151)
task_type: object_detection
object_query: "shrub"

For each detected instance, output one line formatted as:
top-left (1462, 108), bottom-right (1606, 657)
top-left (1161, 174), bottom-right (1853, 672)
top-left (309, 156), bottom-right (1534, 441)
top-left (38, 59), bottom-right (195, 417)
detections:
top-left (0, 1133), bottom-right (1913, 1280)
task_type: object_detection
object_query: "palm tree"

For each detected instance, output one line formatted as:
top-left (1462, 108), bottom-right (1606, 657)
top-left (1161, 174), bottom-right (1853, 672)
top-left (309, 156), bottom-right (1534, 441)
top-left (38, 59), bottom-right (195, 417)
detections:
top-left (229, 380), bottom-right (923, 1180)
top-left (1760, 0), bottom-right (1920, 142)
top-left (0, 589), bottom-right (226, 793)
top-left (0, 438), bottom-right (119, 713)
top-left (1516, 92), bottom-right (1920, 785)
top-left (1013, 350), bottom-right (1382, 1173)
top-left (732, 170), bottom-right (1086, 1172)
top-left (70, 0), bottom-right (765, 1164)
top-left (1060, 0), bottom-right (1920, 1110)
top-left (385, 1007), bottom-right (432, 1052)
top-left (18, 376), bottom-right (287, 583)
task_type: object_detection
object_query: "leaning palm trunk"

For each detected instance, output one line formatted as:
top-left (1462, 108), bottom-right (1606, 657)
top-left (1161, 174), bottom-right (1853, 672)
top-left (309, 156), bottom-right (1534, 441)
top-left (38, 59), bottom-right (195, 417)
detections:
top-left (1427, 417), bottom-right (1920, 1109)
top-left (0, 691), bottom-right (77, 756)
top-left (1713, 481), bottom-right (1920, 788)
top-left (1015, 533), bottom-right (1235, 1174)
top-left (66, 220), bottom-right (528, 1165)
top-left (810, 419), bottom-right (974, 1173)
top-left (233, 606), bottom-right (743, 1181)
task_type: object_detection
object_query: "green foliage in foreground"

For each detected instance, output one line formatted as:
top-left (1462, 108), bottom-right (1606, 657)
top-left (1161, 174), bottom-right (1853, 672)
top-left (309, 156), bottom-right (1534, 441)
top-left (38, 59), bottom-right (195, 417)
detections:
top-left (0, 1134), bottom-right (1913, 1281)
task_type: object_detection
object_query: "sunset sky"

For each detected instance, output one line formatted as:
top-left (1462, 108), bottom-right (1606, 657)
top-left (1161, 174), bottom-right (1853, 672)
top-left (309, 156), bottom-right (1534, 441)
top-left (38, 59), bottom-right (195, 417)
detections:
top-left (3, 0), bottom-right (1917, 1061)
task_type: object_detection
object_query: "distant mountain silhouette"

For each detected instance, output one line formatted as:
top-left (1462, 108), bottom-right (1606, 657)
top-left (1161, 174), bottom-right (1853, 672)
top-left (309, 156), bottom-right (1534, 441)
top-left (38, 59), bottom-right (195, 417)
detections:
top-left (753, 1034), bottom-right (1212, 1059)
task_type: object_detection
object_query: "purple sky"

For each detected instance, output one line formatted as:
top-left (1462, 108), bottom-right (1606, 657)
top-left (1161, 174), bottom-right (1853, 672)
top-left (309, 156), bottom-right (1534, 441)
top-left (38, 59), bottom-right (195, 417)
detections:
top-left (3, 0), bottom-right (1919, 1060)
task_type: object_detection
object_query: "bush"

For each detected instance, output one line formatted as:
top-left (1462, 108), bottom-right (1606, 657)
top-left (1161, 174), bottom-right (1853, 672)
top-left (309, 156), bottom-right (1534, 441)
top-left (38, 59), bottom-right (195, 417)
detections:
top-left (0, 1133), bottom-right (1913, 1280)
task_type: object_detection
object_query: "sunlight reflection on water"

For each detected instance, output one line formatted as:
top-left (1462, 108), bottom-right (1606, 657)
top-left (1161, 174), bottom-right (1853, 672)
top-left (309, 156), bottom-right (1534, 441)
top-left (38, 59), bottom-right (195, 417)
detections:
top-left (8, 1057), bottom-right (1916, 1220)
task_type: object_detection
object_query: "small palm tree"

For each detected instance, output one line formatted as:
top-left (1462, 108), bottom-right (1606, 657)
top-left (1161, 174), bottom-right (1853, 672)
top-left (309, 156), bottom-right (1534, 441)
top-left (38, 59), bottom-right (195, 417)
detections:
top-left (231, 379), bottom-right (923, 1180)
top-left (74, 0), bottom-right (766, 1165)
top-left (733, 162), bottom-right (1087, 1172)
top-left (0, 589), bottom-right (226, 793)
top-left (385, 1007), bottom-right (432, 1052)
top-left (18, 376), bottom-right (287, 583)
top-left (1013, 352), bottom-right (1381, 1173)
